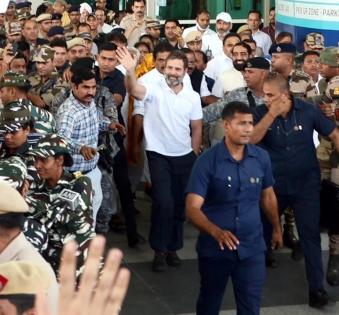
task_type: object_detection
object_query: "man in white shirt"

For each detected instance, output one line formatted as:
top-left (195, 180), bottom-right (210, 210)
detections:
top-left (117, 47), bottom-right (202, 272)
top-left (95, 8), bottom-right (113, 34)
top-left (212, 42), bottom-right (250, 98)
top-left (204, 32), bottom-right (240, 81)
top-left (248, 10), bottom-right (272, 55)
top-left (215, 12), bottom-right (233, 43)
top-left (182, 9), bottom-right (221, 58)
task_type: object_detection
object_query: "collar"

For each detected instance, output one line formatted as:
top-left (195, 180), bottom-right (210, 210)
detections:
top-left (216, 140), bottom-right (258, 162)
top-left (292, 97), bottom-right (303, 110)
top-left (37, 170), bottom-right (73, 191)
top-left (0, 232), bottom-right (26, 263)
top-left (1, 141), bottom-right (30, 158)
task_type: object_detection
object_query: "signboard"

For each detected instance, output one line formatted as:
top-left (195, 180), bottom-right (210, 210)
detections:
top-left (276, 0), bottom-right (339, 49)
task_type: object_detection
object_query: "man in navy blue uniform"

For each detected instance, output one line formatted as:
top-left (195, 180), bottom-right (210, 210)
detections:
top-left (251, 72), bottom-right (339, 308)
top-left (186, 101), bottom-right (283, 315)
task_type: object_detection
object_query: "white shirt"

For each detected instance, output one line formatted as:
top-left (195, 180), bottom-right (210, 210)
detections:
top-left (133, 68), bottom-right (193, 116)
top-left (204, 53), bottom-right (233, 81)
top-left (252, 30), bottom-right (272, 55)
top-left (101, 23), bottom-right (113, 34)
top-left (212, 68), bottom-right (246, 98)
top-left (141, 77), bottom-right (203, 156)
top-left (182, 25), bottom-right (223, 58)
top-left (200, 74), bottom-right (210, 97)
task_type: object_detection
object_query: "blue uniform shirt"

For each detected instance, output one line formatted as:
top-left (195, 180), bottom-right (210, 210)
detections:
top-left (186, 141), bottom-right (274, 260)
top-left (253, 98), bottom-right (336, 195)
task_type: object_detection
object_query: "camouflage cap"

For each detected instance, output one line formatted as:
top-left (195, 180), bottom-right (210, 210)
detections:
top-left (0, 156), bottom-right (27, 190)
top-left (0, 182), bottom-right (28, 214)
top-left (0, 71), bottom-right (30, 88)
top-left (185, 31), bottom-right (202, 43)
top-left (29, 133), bottom-right (74, 167)
top-left (16, 9), bottom-right (30, 21)
top-left (5, 21), bottom-right (22, 35)
top-left (305, 32), bottom-right (324, 50)
top-left (0, 101), bottom-right (31, 133)
top-left (319, 47), bottom-right (338, 67)
top-left (32, 45), bottom-right (54, 62)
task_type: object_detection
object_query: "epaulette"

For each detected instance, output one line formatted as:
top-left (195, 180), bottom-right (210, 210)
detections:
top-left (292, 69), bottom-right (312, 80)
top-left (73, 171), bottom-right (84, 179)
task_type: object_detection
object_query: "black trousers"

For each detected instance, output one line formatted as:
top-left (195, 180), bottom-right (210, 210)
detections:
top-left (113, 147), bottom-right (138, 239)
top-left (146, 150), bottom-right (196, 252)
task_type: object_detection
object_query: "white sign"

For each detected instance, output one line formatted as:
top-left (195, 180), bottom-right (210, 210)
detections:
top-left (0, 0), bottom-right (10, 14)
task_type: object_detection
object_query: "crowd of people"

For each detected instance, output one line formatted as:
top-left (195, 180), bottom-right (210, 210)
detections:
top-left (0, 0), bottom-right (338, 314)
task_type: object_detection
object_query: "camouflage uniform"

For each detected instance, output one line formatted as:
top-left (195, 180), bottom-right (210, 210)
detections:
top-left (0, 156), bottom-right (48, 252)
top-left (289, 69), bottom-right (318, 99)
top-left (95, 84), bottom-right (120, 233)
top-left (0, 72), bottom-right (56, 134)
top-left (27, 134), bottom-right (95, 275)
top-left (28, 45), bottom-right (70, 114)
top-left (0, 102), bottom-right (39, 186)
top-left (203, 87), bottom-right (265, 146)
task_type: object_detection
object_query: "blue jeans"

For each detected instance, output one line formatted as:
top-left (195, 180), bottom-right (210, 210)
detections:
top-left (197, 252), bottom-right (265, 315)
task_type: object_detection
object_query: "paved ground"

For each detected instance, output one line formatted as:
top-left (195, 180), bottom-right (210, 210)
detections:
top-left (105, 192), bottom-right (339, 315)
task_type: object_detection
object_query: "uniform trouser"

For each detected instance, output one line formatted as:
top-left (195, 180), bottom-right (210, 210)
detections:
top-left (146, 150), bottom-right (196, 252)
top-left (196, 252), bottom-right (265, 315)
top-left (113, 147), bottom-right (138, 239)
top-left (262, 186), bottom-right (324, 291)
top-left (85, 166), bottom-right (103, 225)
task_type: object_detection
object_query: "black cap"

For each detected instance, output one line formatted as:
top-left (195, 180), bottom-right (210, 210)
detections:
top-left (68, 4), bottom-right (80, 13)
top-left (51, 13), bottom-right (62, 20)
top-left (47, 26), bottom-right (65, 37)
top-left (16, 2), bottom-right (31, 9)
top-left (269, 43), bottom-right (297, 55)
top-left (245, 57), bottom-right (270, 70)
top-left (70, 57), bottom-right (95, 73)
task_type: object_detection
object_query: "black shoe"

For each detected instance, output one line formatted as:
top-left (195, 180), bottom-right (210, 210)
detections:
top-left (109, 214), bottom-right (126, 233)
top-left (152, 253), bottom-right (167, 272)
top-left (166, 251), bottom-right (181, 267)
top-left (291, 242), bottom-right (304, 261)
top-left (309, 289), bottom-right (333, 308)
top-left (327, 254), bottom-right (339, 286)
top-left (283, 224), bottom-right (299, 249)
top-left (127, 233), bottom-right (146, 248)
top-left (265, 251), bottom-right (278, 268)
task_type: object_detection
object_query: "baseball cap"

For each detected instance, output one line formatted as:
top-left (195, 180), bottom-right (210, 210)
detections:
top-left (29, 133), bottom-right (74, 167)
top-left (216, 12), bottom-right (232, 23)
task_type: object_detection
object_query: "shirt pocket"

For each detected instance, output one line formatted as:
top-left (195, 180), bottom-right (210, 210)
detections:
top-left (210, 175), bottom-right (239, 203)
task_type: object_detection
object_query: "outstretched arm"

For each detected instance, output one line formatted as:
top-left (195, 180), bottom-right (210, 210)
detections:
top-left (116, 46), bottom-right (147, 100)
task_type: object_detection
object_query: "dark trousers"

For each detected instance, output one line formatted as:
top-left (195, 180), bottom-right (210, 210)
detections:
top-left (113, 147), bottom-right (138, 239)
top-left (197, 253), bottom-right (265, 315)
top-left (146, 150), bottom-right (196, 252)
top-left (262, 185), bottom-right (324, 291)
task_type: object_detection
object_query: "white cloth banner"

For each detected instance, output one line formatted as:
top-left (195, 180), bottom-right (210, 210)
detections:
top-left (0, 0), bottom-right (10, 14)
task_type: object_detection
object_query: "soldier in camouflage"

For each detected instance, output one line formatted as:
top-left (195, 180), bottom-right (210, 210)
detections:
top-left (27, 133), bottom-right (95, 275)
top-left (270, 43), bottom-right (318, 99)
top-left (312, 47), bottom-right (339, 285)
top-left (203, 57), bottom-right (269, 146)
top-left (27, 45), bottom-right (70, 114)
top-left (67, 57), bottom-right (121, 234)
top-left (0, 71), bottom-right (56, 134)
top-left (0, 156), bottom-right (48, 252)
top-left (0, 102), bottom-right (39, 186)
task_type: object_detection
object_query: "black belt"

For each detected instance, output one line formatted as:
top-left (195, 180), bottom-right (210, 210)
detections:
top-left (71, 167), bottom-right (95, 175)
